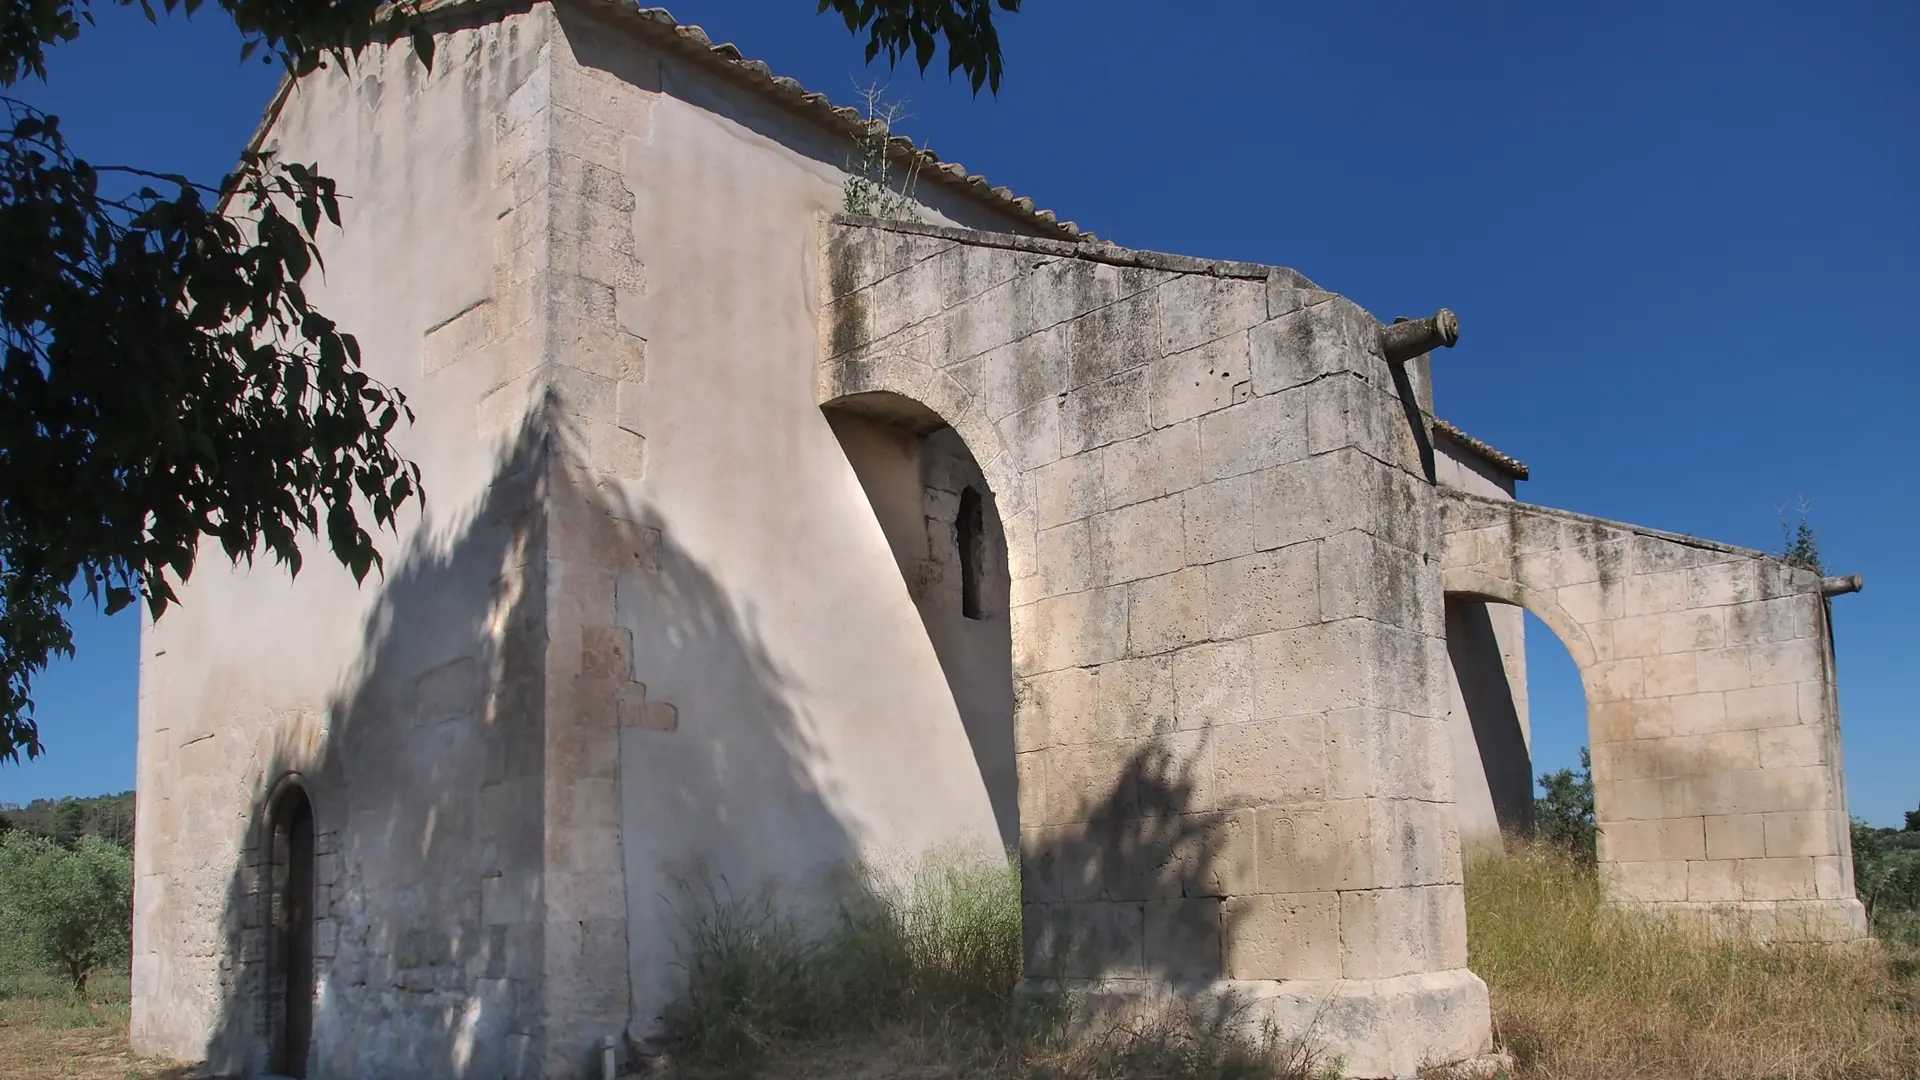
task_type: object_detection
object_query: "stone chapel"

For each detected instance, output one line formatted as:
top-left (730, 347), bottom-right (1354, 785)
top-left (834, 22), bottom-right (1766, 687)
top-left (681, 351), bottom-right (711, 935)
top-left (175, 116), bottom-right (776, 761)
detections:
top-left (129, 3), bottom-right (1868, 1077)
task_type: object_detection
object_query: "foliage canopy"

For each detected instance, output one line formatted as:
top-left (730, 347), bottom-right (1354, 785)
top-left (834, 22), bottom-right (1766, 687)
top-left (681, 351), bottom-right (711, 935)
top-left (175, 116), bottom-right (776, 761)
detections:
top-left (1534, 747), bottom-right (1596, 862)
top-left (0, 831), bottom-right (133, 994)
top-left (0, 0), bottom-right (1017, 763)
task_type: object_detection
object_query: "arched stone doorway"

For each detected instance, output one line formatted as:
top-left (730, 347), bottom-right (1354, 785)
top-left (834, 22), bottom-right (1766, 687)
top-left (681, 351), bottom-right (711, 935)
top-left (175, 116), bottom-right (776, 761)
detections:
top-left (1439, 488), bottom-right (1867, 941)
top-left (266, 780), bottom-right (316, 1078)
top-left (823, 390), bottom-right (1019, 848)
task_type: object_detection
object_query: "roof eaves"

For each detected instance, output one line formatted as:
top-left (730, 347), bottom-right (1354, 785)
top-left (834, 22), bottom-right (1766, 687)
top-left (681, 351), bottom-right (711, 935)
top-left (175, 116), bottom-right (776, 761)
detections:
top-left (1432, 418), bottom-right (1530, 481)
top-left (578, 0), bottom-right (1092, 242)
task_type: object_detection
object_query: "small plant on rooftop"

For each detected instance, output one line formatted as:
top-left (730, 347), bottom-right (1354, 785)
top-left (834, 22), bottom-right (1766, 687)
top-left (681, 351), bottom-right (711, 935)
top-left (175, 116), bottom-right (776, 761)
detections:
top-left (842, 82), bottom-right (925, 222)
top-left (1777, 496), bottom-right (1826, 574)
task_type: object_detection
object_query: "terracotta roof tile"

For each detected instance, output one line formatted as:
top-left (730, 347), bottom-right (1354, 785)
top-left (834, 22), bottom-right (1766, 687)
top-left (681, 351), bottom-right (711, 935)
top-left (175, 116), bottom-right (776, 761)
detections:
top-left (1432, 418), bottom-right (1530, 481)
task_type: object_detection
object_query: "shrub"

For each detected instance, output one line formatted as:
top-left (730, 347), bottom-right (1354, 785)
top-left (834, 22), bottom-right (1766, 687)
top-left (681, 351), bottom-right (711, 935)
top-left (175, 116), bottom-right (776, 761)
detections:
top-left (0, 832), bottom-right (133, 996)
top-left (1533, 747), bottom-right (1595, 861)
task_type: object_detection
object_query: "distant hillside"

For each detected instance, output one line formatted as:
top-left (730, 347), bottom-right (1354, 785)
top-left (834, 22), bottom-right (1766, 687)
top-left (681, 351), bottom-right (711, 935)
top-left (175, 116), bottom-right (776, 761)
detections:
top-left (0, 790), bottom-right (135, 849)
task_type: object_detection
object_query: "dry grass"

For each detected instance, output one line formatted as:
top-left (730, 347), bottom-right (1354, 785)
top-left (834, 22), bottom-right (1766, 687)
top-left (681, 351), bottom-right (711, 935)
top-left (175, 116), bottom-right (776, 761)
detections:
top-left (1467, 842), bottom-right (1920, 1080)
top-left (9, 846), bottom-right (1917, 1080)
top-left (0, 971), bottom-right (184, 1080)
top-left (650, 851), bottom-right (1324, 1080)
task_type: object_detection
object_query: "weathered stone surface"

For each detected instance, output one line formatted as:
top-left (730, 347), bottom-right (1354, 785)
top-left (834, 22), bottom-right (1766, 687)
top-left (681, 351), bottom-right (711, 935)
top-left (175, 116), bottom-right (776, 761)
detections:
top-left (1438, 489), bottom-right (1864, 942)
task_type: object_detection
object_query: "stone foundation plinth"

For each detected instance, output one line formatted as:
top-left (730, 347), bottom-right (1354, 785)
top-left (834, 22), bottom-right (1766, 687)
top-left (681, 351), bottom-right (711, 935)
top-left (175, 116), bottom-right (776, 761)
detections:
top-left (1017, 968), bottom-right (1493, 1080)
top-left (1617, 897), bottom-right (1869, 943)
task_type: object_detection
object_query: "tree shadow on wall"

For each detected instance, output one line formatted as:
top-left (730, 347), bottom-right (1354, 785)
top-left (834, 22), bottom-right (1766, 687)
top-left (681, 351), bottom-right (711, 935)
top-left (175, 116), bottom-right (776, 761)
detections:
top-left (1023, 736), bottom-right (1250, 994)
top-left (190, 400), bottom-right (861, 1080)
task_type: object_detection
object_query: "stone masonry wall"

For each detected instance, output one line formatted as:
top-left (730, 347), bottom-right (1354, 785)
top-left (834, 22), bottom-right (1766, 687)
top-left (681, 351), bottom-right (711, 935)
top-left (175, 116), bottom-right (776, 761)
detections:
top-left (1439, 490), bottom-right (1867, 941)
top-left (821, 218), bottom-right (1493, 1078)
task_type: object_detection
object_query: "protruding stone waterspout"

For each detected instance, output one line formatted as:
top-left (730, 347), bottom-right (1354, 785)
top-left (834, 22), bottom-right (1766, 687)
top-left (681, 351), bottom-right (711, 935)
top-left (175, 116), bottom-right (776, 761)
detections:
top-left (1382, 308), bottom-right (1460, 364)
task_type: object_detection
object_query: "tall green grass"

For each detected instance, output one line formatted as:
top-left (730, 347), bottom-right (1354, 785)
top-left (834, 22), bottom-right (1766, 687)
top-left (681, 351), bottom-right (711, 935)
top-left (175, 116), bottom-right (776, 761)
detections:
top-left (1467, 842), bottom-right (1920, 1080)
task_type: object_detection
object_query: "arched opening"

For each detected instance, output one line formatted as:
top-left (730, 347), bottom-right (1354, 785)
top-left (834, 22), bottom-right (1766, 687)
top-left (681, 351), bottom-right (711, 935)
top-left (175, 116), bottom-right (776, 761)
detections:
top-left (267, 781), bottom-right (315, 1078)
top-left (822, 393), bottom-right (1018, 848)
top-left (1444, 594), bottom-right (1593, 852)
top-left (1445, 597), bottom-right (1534, 841)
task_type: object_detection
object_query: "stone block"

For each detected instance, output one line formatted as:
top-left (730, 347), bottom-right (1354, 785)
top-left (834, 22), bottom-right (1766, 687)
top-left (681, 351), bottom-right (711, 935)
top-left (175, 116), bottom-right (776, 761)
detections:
top-left (1171, 640), bottom-right (1257, 728)
top-left (998, 398), bottom-right (1063, 472)
top-left (1725, 596), bottom-right (1820, 647)
top-left (1252, 618), bottom-right (1430, 717)
top-left (1748, 641), bottom-right (1821, 688)
top-left (1100, 421), bottom-right (1201, 511)
top-left (1159, 275), bottom-right (1267, 355)
top-left (1585, 658), bottom-right (1644, 703)
top-left (1211, 714), bottom-right (1329, 809)
top-left (1370, 797), bottom-right (1461, 888)
top-left (1016, 666), bottom-right (1099, 750)
top-left (1736, 857), bottom-right (1817, 901)
top-left (1022, 902), bottom-right (1065, 978)
top-left (1257, 799), bottom-right (1372, 892)
top-left (1319, 530), bottom-right (1425, 631)
top-left (1090, 496), bottom-right (1187, 586)
top-left (1686, 560), bottom-right (1759, 609)
top-left (1608, 614), bottom-right (1664, 659)
top-left (1304, 373), bottom-right (1411, 468)
top-left (1095, 655), bottom-right (1178, 740)
top-left (1598, 777), bottom-right (1679, 821)
top-left (1556, 579), bottom-right (1625, 624)
top-left (1035, 451), bottom-right (1107, 529)
top-left (954, 323), bottom-right (1071, 421)
top-left (1600, 859), bottom-right (1689, 903)
top-left (1340, 885), bottom-right (1458, 980)
top-left (1250, 449), bottom-right (1371, 552)
top-left (1148, 333), bottom-right (1251, 428)
top-left (1590, 699), bottom-right (1669, 743)
top-left (1067, 290), bottom-right (1160, 388)
top-left (1061, 901), bottom-right (1145, 979)
top-left (1591, 738), bottom-right (1677, 782)
top-left (1017, 751), bottom-right (1051, 826)
top-left (1690, 647), bottom-right (1752, 693)
top-left (1198, 390), bottom-right (1309, 481)
top-left (1640, 652), bottom-right (1698, 698)
top-left (1248, 299), bottom-right (1356, 396)
top-left (1013, 587), bottom-right (1130, 674)
top-left (1033, 520), bottom-right (1095, 600)
top-left (1724, 683), bottom-right (1800, 730)
top-left (1126, 568), bottom-right (1210, 657)
top-left (1813, 855), bottom-right (1849, 900)
top-left (582, 419), bottom-right (646, 480)
top-left (1757, 724), bottom-right (1826, 770)
top-left (1666, 692), bottom-right (1728, 736)
top-left (1033, 257), bottom-right (1155, 335)
top-left (1797, 681), bottom-right (1830, 724)
top-left (619, 700), bottom-right (676, 732)
top-left (1222, 892), bottom-right (1341, 980)
top-left (1763, 811), bottom-right (1835, 859)
top-left (1687, 860), bottom-right (1742, 903)
top-left (1062, 368), bottom-right (1150, 455)
top-left (1143, 897), bottom-right (1222, 980)
top-left (1204, 545), bottom-right (1320, 639)
top-left (1265, 268), bottom-right (1335, 318)
top-left (1704, 813), bottom-right (1767, 860)
top-left (1731, 765), bottom-right (1834, 815)
top-left (1599, 817), bottom-right (1705, 862)
top-left (1181, 472), bottom-right (1258, 565)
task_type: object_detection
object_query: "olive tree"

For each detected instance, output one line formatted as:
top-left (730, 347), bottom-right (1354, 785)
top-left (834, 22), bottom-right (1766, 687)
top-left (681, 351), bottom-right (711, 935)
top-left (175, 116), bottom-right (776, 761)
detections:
top-left (0, 832), bottom-right (133, 994)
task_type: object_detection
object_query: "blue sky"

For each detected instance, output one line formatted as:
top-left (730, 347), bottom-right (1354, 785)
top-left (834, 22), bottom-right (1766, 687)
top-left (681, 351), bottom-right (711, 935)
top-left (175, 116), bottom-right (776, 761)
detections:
top-left (1, 1), bottom-right (1914, 826)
